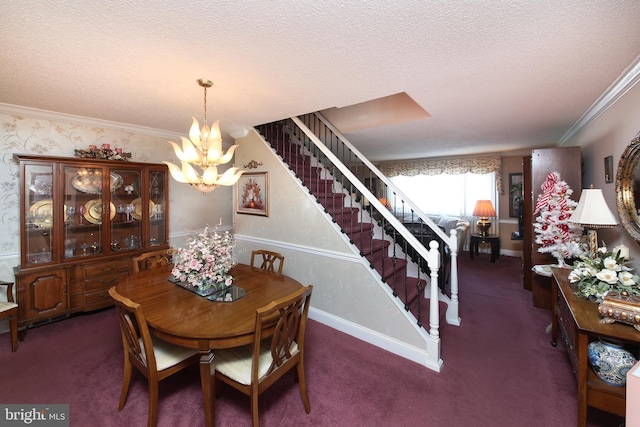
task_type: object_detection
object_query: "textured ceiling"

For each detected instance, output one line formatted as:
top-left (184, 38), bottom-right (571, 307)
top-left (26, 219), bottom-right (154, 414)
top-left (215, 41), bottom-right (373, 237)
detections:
top-left (1, 1), bottom-right (640, 161)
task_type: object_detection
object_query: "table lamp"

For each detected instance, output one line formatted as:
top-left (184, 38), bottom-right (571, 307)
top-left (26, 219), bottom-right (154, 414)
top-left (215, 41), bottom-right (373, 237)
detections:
top-left (568, 186), bottom-right (619, 257)
top-left (473, 200), bottom-right (496, 237)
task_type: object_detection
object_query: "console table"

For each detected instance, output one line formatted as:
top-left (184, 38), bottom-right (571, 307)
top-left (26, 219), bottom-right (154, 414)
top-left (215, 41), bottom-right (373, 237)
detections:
top-left (469, 233), bottom-right (500, 262)
top-left (551, 268), bottom-right (640, 427)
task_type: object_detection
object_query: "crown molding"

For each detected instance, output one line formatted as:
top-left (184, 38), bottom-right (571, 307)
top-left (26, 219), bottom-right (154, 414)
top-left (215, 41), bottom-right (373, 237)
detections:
top-left (0, 102), bottom-right (183, 140)
top-left (559, 53), bottom-right (640, 146)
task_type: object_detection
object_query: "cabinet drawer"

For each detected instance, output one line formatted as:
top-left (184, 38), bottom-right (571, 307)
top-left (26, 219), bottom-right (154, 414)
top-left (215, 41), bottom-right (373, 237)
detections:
top-left (558, 297), bottom-right (578, 372)
top-left (84, 259), bottom-right (130, 278)
top-left (85, 271), bottom-right (128, 292)
top-left (85, 290), bottom-right (113, 310)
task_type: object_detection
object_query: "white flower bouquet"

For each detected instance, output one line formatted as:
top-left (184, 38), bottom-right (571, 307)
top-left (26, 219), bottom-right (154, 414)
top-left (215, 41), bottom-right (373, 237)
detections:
top-left (569, 245), bottom-right (640, 301)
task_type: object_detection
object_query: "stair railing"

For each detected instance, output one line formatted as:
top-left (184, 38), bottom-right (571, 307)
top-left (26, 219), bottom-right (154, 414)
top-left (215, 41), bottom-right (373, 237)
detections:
top-left (257, 113), bottom-right (460, 333)
top-left (293, 113), bottom-right (460, 314)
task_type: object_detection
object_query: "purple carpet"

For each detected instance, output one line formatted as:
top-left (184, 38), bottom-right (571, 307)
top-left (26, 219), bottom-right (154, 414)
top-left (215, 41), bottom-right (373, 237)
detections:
top-left (0, 254), bottom-right (624, 426)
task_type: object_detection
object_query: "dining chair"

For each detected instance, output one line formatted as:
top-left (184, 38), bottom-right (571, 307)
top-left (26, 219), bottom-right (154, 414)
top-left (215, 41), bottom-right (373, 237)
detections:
top-left (0, 281), bottom-right (18, 352)
top-left (250, 250), bottom-right (284, 275)
top-left (108, 286), bottom-right (199, 427)
top-left (214, 284), bottom-right (313, 427)
top-left (132, 249), bottom-right (174, 273)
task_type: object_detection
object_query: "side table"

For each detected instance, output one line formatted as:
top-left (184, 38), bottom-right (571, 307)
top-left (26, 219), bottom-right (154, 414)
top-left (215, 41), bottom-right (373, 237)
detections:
top-left (469, 233), bottom-right (500, 262)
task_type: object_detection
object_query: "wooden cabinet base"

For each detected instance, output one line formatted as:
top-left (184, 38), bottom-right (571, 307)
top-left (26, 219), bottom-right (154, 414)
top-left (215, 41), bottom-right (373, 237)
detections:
top-left (551, 268), bottom-right (638, 426)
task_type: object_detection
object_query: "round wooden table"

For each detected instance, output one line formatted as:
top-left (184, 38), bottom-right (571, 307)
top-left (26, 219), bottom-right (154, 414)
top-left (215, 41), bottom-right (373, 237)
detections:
top-left (116, 263), bottom-right (304, 427)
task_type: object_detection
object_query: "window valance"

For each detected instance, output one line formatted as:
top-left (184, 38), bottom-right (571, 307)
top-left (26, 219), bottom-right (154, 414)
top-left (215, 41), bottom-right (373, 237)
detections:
top-left (377, 156), bottom-right (503, 194)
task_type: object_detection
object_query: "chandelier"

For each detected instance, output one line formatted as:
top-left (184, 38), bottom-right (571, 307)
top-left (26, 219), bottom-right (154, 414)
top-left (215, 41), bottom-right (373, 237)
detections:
top-left (165, 78), bottom-right (244, 193)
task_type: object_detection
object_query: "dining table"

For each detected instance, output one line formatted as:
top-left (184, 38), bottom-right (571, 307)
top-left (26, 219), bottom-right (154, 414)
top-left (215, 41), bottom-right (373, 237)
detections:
top-left (115, 263), bottom-right (304, 427)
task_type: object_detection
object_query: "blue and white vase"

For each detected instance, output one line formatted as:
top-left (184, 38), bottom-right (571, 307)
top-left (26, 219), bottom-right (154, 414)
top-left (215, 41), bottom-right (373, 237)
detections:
top-left (587, 339), bottom-right (637, 386)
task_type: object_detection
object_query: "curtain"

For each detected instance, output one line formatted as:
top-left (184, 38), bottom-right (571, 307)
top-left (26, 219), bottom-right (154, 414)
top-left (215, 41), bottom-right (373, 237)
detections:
top-left (378, 156), bottom-right (503, 194)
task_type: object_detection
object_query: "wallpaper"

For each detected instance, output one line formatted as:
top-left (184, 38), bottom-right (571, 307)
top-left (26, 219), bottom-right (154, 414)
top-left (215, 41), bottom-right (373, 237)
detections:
top-left (0, 107), bottom-right (235, 283)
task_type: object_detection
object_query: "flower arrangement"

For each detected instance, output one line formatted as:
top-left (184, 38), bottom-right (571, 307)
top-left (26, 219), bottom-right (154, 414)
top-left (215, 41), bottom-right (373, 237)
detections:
top-left (569, 245), bottom-right (640, 301)
top-left (171, 226), bottom-right (236, 291)
top-left (74, 144), bottom-right (131, 161)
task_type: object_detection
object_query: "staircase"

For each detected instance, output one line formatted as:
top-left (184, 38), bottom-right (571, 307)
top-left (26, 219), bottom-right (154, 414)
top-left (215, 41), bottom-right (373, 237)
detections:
top-left (255, 114), bottom-right (461, 343)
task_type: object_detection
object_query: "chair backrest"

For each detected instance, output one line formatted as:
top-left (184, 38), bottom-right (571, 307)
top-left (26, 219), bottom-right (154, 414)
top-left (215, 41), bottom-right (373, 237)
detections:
top-left (252, 285), bottom-right (313, 383)
top-left (108, 286), bottom-right (157, 373)
top-left (250, 250), bottom-right (284, 275)
top-left (132, 249), bottom-right (174, 273)
top-left (0, 281), bottom-right (16, 308)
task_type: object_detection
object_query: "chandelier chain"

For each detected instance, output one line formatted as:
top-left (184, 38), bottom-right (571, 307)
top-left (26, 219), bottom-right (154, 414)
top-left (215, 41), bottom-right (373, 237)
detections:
top-left (203, 84), bottom-right (207, 126)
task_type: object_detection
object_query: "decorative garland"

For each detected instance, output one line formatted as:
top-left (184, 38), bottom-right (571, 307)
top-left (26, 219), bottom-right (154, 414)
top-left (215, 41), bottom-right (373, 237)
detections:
top-left (74, 144), bottom-right (131, 161)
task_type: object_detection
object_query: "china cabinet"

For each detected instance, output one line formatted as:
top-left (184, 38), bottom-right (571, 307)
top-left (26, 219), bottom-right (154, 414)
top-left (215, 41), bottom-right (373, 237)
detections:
top-left (13, 154), bottom-right (169, 330)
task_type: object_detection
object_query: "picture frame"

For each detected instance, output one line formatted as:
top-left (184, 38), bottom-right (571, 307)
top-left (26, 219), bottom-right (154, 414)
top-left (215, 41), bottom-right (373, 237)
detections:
top-left (236, 172), bottom-right (269, 216)
top-left (604, 155), bottom-right (613, 183)
top-left (509, 173), bottom-right (523, 218)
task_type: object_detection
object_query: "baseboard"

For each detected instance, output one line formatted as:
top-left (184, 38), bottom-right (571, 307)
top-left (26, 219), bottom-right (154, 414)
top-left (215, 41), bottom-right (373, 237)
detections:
top-left (308, 306), bottom-right (430, 367)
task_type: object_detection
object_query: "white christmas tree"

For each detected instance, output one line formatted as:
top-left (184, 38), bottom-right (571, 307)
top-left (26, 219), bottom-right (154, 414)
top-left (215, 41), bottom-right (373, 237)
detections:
top-left (533, 171), bottom-right (585, 265)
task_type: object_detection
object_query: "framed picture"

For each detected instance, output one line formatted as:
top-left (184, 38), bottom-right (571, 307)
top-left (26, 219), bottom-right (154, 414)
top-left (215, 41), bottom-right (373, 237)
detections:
top-left (509, 173), bottom-right (523, 218)
top-left (604, 155), bottom-right (613, 183)
top-left (236, 172), bottom-right (269, 216)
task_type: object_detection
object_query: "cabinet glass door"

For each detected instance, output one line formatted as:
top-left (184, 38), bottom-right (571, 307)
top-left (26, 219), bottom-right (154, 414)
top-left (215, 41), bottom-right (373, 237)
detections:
top-left (111, 168), bottom-right (142, 252)
top-left (63, 166), bottom-right (108, 258)
top-left (149, 170), bottom-right (167, 247)
top-left (24, 164), bottom-right (54, 267)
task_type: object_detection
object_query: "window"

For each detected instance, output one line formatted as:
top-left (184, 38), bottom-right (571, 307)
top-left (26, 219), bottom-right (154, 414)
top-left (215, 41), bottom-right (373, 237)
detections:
top-left (390, 172), bottom-right (498, 217)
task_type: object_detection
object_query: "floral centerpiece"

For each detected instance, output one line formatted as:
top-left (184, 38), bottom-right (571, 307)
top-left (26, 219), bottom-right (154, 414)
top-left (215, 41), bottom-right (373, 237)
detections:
top-left (171, 226), bottom-right (236, 293)
top-left (569, 245), bottom-right (640, 301)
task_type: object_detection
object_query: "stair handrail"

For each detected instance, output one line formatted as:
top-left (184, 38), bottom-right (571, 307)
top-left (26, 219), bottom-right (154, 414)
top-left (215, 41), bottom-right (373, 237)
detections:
top-left (311, 112), bottom-right (457, 253)
top-left (291, 115), bottom-right (444, 267)
top-left (294, 113), bottom-right (461, 319)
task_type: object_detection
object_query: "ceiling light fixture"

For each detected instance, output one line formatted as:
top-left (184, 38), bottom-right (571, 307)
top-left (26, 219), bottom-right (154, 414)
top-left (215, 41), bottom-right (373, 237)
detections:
top-left (164, 78), bottom-right (244, 193)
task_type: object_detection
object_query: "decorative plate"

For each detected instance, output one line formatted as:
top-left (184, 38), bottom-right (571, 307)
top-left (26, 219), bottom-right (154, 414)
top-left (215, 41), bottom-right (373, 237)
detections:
top-left (83, 199), bottom-right (116, 224)
top-left (71, 171), bottom-right (123, 194)
top-left (131, 198), bottom-right (155, 221)
top-left (29, 200), bottom-right (54, 228)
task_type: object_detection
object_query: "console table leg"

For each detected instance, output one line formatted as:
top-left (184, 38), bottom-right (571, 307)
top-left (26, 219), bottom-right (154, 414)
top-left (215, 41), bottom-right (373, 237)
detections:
top-left (577, 332), bottom-right (589, 427)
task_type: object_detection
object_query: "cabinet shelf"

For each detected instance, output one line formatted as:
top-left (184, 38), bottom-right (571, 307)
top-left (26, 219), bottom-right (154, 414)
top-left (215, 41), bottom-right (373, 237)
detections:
top-left (15, 154), bottom-right (169, 331)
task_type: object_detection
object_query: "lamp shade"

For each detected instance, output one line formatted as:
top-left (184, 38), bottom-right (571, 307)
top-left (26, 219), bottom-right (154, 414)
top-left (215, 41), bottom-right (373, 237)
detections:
top-left (472, 200), bottom-right (496, 218)
top-left (568, 188), bottom-right (618, 228)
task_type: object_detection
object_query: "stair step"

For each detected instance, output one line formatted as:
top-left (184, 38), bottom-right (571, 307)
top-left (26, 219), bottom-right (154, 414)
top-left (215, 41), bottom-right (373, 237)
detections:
top-left (370, 256), bottom-right (408, 281)
top-left (306, 179), bottom-right (335, 192)
top-left (358, 238), bottom-right (389, 256)
top-left (316, 193), bottom-right (346, 207)
top-left (325, 206), bottom-right (359, 218)
top-left (341, 221), bottom-right (373, 235)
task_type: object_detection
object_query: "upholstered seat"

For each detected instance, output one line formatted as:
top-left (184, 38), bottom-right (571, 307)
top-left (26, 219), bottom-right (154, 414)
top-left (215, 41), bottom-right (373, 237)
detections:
top-left (214, 285), bottom-right (313, 427)
top-left (250, 250), bottom-right (284, 275)
top-left (108, 286), bottom-right (199, 427)
top-left (0, 281), bottom-right (18, 352)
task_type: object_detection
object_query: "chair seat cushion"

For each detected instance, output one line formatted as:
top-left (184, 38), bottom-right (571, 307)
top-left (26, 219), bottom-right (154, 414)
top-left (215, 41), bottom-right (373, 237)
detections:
top-left (142, 336), bottom-right (198, 371)
top-left (0, 301), bottom-right (17, 313)
top-left (215, 340), bottom-right (299, 385)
